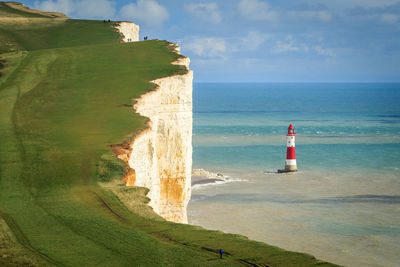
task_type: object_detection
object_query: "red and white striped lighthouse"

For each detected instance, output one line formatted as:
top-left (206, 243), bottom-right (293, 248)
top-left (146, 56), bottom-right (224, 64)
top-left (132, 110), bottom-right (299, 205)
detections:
top-left (279, 124), bottom-right (297, 172)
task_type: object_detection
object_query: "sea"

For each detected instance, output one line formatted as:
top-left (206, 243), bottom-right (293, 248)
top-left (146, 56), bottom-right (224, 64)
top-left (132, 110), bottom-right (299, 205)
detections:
top-left (188, 83), bottom-right (400, 267)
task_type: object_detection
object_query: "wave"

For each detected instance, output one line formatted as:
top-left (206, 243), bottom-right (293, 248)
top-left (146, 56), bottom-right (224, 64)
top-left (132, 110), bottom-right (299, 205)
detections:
top-left (192, 180), bottom-right (228, 190)
top-left (191, 193), bottom-right (400, 205)
top-left (191, 168), bottom-right (249, 190)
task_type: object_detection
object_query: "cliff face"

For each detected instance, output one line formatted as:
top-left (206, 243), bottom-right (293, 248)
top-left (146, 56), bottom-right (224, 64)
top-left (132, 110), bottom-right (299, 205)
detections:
top-left (116, 22), bottom-right (139, 42)
top-left (127, 55), bottom-right (193, 223)
top-left (114, 23), bottom-right (192, 223)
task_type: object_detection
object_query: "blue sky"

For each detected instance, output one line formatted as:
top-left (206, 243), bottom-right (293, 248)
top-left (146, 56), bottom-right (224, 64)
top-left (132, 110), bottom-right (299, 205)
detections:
top-left (19, 0), bottom-right (400, 82)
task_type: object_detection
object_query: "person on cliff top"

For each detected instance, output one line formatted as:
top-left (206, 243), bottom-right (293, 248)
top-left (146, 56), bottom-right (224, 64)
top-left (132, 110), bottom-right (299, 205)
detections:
top-left (219, 249), bottom-right (224, 259)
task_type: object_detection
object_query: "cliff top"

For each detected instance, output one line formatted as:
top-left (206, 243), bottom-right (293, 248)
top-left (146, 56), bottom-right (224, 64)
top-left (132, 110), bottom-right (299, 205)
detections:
top-left (0, 1), bottom-right (124, 53)
top-left (0, 1), bottom-right (67, 18)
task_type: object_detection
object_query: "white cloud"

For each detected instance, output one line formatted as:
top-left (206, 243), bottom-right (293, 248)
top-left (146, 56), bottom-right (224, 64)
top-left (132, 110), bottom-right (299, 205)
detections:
top-left (242, 31), bottom-right (271, 50)
top-left (185, 3), bottom-right (221, 23)
top-left (307, 0), bottom-right (399, 9)
top-left (238, 0), bottom-right (277, 21)
top-left (273, 42), bottom-right (299, 53)
top-left (348, 9), bottom-right (400, 25)
top-left (272, 36), bottom-right (299, 53)
top-left (75, 0), bottom-right (115, 18)
top-left (381, 13), bottom-right (398, 24)
top-left (289, 10), bottom-right (332, 22)
top-left (315, 46), bottom-right (335, 57)
top-left (183, 37), bottom-right (226, 57)
top-left (120, 0), bottom-right (169, 27)
top-left (34, 0), bottom-right (75, 15)
top-left (272, 37), bottom-right (334, 56)
top-left (34, 0), bottom-right (115, 18)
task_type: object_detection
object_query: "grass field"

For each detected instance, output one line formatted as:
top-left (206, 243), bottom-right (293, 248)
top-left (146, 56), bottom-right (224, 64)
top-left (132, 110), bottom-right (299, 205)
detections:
top-left (0, 2), bottom-right (340, 266)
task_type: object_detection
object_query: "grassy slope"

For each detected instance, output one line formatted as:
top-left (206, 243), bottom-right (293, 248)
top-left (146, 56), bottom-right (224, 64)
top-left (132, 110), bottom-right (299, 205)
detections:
top-left (0, 2), bottom-right (340, 266)
top-left (0, 2), bottom-right (50, 18)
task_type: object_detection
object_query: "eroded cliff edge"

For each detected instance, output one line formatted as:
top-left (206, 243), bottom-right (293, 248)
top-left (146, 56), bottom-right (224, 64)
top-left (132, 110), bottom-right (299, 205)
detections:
top-left (111, 32), bottom-right (193, 223)
top-left (128, 51), bottom-right (192, 223)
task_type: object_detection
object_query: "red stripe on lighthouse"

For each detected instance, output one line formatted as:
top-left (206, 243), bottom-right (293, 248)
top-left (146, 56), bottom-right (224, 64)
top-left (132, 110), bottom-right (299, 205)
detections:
top-left (287, 147), bottom-right (296, 159)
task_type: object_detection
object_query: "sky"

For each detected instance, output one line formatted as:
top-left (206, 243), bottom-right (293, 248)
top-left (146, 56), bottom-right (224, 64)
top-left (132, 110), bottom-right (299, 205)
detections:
top-left (18, 0), bottom-right (400, 82)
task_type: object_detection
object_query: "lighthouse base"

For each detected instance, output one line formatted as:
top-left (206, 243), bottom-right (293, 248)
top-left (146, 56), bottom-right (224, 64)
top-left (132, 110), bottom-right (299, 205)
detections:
top-left (278, 164), bottom-right (298, 173)
top-left (278, 159), bottom-right (298, 173)
top-left (277, 168), bottom-right (297, 173)
top-left (285, 164), bottom-right (298, 171)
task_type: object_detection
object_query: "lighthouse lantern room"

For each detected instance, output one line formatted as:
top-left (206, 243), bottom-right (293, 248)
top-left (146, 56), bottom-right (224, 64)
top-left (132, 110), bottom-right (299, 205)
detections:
top-left (278, 124), bottom-right (298, 173)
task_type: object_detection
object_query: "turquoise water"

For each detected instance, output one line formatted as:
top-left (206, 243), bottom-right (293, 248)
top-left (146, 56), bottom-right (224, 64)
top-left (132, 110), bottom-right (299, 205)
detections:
top-left (188, 83), bottom-right (400, 267)
top-left (192, 83), bottom-right (400, 173)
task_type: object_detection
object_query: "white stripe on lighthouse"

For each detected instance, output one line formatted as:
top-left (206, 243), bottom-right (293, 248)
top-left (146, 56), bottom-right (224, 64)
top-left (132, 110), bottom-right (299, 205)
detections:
top-left (285, 159), bottom-right (297, 165)
top-left (287, 137), bottom-right (295, 147)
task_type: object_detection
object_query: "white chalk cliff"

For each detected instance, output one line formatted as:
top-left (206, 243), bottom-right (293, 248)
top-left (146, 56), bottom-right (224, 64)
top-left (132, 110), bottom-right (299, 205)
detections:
top-left (115, 23), bottom-right (193, 223)
top-left (127, 52), bottom-right (193, 224)
top-left (116, 21), bottom-right (139, 42)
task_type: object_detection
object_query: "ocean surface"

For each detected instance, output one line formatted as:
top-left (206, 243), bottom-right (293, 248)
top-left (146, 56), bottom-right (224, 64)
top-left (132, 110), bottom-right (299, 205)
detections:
top-left (187, 83), bottom-right (400, 267)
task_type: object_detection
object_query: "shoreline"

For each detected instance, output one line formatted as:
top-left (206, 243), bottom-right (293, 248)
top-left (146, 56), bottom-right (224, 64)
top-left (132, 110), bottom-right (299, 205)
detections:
top-left (192, 177), bottom-right (225, 186)
top-left (188, 166), bottom-right (400, 267)
top-left (191, 168), bottom-right (230, 188)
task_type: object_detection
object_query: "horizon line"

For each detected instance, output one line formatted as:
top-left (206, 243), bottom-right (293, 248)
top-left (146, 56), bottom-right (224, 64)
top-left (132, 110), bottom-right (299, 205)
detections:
top-left (194, 81), bottom-right (400, 84)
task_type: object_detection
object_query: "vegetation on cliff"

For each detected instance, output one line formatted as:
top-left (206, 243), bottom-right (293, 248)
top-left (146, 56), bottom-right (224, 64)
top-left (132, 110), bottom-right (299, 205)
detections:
top-left (0, 2), bottom-right (339, 266)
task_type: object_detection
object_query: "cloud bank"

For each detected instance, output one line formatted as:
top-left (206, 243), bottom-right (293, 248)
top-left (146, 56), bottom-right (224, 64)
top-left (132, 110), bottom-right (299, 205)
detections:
top-left (238, 0), bottom-right (277, 21)
top-left (120, 0), bottom-right (169, 27)
top-left (185, 3), bottom-right (221, 23)
top-left (183, 37), bottom-right (226, 57)
top-left (34, 0), bottom-right (169, 25)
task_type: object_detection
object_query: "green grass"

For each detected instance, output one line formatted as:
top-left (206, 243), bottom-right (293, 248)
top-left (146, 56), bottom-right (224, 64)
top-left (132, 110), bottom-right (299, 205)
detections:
top-left (0, 2), bottom-right (50, 18)
top-left (0, 18), bottom-right (122, 52)
top-left (0, 2), bottom-right (341, 266)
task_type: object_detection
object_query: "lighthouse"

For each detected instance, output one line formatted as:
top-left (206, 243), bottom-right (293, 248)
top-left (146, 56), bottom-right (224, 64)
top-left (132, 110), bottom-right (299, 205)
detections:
top-left (278, 124), bottom-right (298, 173)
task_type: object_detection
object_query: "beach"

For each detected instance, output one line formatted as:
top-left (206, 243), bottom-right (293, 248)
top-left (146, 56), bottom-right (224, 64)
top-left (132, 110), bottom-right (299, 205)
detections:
top-left (188, 83), bottom-right (400, 267)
